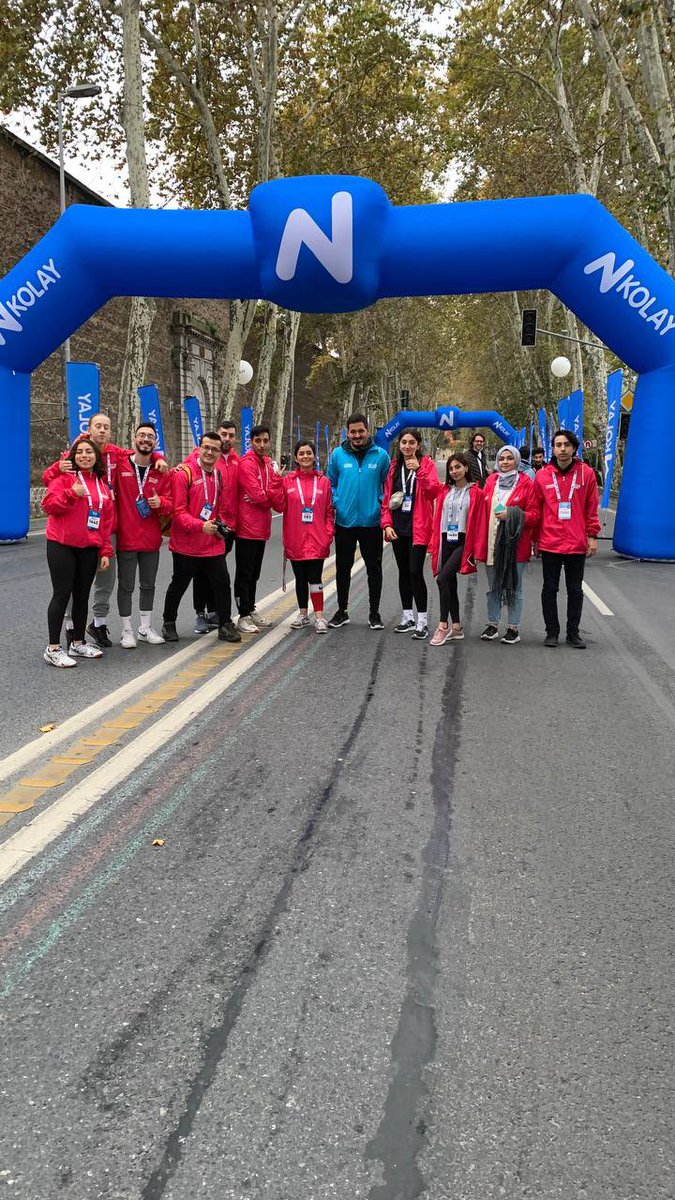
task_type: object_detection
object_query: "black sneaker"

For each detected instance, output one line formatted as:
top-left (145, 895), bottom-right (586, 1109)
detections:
top-left (543, 634), bottom-right (559, 647)
top-left (411, 625), bottom-right (428, 640)
top-left (369, 612), bottom-right (384, 630)
top-left (86, 622), bottom-right (112, 648)
top-left (394, 620), bottom-right (415, 633)
top-left (218, 620), bottom-right (242, 643)
top-left (480, 624), bottom-right (499, 640)
top-left (566, 632), bottom-right (587, 649)
top-left (501, 628), bottom-right (521, 644)
top-left (328, 610), bottom-right (350, 628)
top-left (206, 611), bottom-right (219, 628)
top-left (161, 621), bottom-right (179, 642)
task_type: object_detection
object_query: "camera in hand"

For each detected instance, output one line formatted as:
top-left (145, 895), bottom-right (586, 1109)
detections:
top-left (214, 519), bottom-right (235, 550)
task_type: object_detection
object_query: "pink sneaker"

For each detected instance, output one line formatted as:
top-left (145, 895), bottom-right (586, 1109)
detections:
top-left (430, 625), bottom-right (451, 646)
top-left (449, 625), bottom-right (464, 640)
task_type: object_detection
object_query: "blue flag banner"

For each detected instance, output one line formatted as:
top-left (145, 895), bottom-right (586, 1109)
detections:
top-left (315, 420), bottom-right (321, 468)
top-left (297, 416), bottom-right (301, 442)
top-left (529, 420), bottom-right (535, 455)
top-left (341, 425), bottom-right (347, 443)
top-left (184, 395), bottom-right (204, 447)
top-left (547, 411), bottom-right (556, 458)
top-left (538, 408), bottom-right (548, 455)
top-left (325, 424), bottom-right (330, 461)
top-left (67, 361), bottom-right (100, 444)
top-left (568, 388), bottom-right (584, 459)
top-left (557, 395), bottom-right (569, 429)
top-left (137, 383), bottom-right (166, 454)
top-left (602, 369), bottom-right (624, 509)
top-left (241, 405), bottom-right (253, 454)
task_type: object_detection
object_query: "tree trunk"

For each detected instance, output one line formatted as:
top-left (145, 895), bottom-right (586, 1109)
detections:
top-left (272, 309), bottom-right (301, 462)
top-left (219, 299), bottom-right (258, 419)
top-left (117, 0), bottom-right (156, 444)
top-left (252, 302), bottom-right (279, 421)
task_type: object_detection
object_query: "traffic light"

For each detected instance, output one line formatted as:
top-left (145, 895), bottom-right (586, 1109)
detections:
top-left (619, 412), bottom-right (631, 440)
top-left (521, 309), bottom-right (537, 347)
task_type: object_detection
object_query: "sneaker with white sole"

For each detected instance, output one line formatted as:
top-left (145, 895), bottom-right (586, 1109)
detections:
top-left (69, 641), bottom-right (103, 659)
top-left (250, 609), bottom-right (272, 628)
top-left (480, 624), bottom-right (499, 640)
top-left (501, 628), bottom-right (521, 644)
top-left (327, 609), bottom-right (350, 628)
top-left (194, 613), bottom-right (211, 635)
top-left (411, 625), bottom-right (428, 640)
top-left (429, 625), bottom-right (451, 646)
top-left (394, 619), bottom-right (415, 633)
top-left (120, 629), bottom-right (137, 649)
top-left (138, 627), bottom-right (165, 645)
top-left (290, 613), bottom-right (310, 629)
top-left (44, 645), bottom-right (77, 668)
top-left (237, 615), bottom-right (260, 634)
top-left (315, 616), bottom-right (328, 634)
top-left (449, 626), bottom-right (465, 640)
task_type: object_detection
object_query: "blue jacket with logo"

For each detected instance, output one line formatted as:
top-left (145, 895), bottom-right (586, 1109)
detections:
top-left (327, 439), bottom-right (391, 528)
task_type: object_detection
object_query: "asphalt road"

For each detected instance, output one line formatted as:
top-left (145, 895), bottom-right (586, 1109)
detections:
top-left (0, 538), bottom-right (674, 1199)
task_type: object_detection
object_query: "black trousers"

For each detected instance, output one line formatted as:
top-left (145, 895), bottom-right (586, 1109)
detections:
top-left (193, 544), bottom-right (233, 613)
top-left (391, 535), bottom-right (428, 612)
top-left (436, 533), bottom-right (466, 624)
top-left (540, 551), bottom-right (585, 637)
top-left (335, 524), bottom-right (383, 614)
top-left (291, 558), bottom-right (325, 608)
top-left (163, 552), bottom-right (232, 624)
top-left (46, 541), bottom-right (99, 644)
top-left (234, 537), bottom-right (267, 616)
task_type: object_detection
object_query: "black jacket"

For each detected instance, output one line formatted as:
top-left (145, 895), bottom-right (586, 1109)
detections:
top-left (465, 447), bottom-right (490, 488)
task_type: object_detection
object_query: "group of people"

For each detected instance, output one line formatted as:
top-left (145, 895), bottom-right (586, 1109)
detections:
top-left (41, 410), bottom-right (600, 668)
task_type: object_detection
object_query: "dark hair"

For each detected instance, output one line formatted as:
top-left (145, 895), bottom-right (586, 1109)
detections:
top-left (469, 431), bottom-right (486, 450)
top-left (396, 428), bottom-right (425, 466)
top-left (552, 428), bottom-right (579, 452)
top-left (68, 436), bottom-right (105, 478)
top-left (135, 421), bottom-right (157, 436)
top-left (200, 430), bottom-right (222, 445)
top-left (251, 424), bottom-right (270, 438)
top-left (445, 450), bottom-right (471, 486)
top-left (520, 446), bottom-right (531, 463)
top-left (533, 445), bottom-right (546, 457)
top-left (346, 412), bottom-right (369, 429)
top-left (217, 420), bottom-right (236, 432)
top-left (294, 440), bottom-right (316, 458)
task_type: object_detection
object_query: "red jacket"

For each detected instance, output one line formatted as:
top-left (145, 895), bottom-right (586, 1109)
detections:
top-left (533, 460), bottom-right (601, 554)
top-left (43, 471), bottom-right (115, 558)
top-left (429, 484), bottom-right (482, 577)
top-left (281, 470), bottom-right (335, 561)
top-left (168, 463), bottom-right (231, 558)
top-left (43, 442), bottom-right (165, 494)
top-left (469, 472), bottom-right (538, 564)
top-left (380, 456), bottom-right (442, 546)
top-left (185, 448), bottom-right (238, 532)
top-left (236, 450), bottom-right (284, 540)
top-left (114, 453), bottom-right (173, 552)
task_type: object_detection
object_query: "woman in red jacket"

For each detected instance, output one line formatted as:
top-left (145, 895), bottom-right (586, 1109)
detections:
top-left (282, 441), bottom-right (335, 634)
top-left (428, 452), bottom-right (482, 646)
top-left (42, 437), bottom-right (114, 667)
top-left (381, 429), bottom-right (441, 640)
top-left (469, 445), bottom-right (538, 645)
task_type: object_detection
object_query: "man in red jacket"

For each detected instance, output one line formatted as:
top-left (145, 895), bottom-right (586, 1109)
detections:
top-left (190, 419), bottom-right (240, 634)
top-left (161, 432), bottom-right (241, 643)
top-left (533, 429), bottom-right (601, 649)
top-left (234, 424), bottom-right (284, 634)
top-left (114, 422), bottom-right (173, 648)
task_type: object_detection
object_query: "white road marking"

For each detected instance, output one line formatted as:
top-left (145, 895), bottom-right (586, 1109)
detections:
top-left (582, 581), bottom-right (614, 617)
top-left (0, 557), bottom-right (335, 785)
top-left (0, 565), bottom-right (360, 886)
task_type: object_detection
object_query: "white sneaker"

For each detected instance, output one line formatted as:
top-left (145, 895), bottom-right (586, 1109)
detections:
top-left (138, 627), bottom-right (165, 645)
top-left (315, 617), bottom-right (328, 634)
top-left (237, 615), bottom-right (260, 634)
top-left (250, 609), bottom-right (272, 628)
top-left (69, 641), bottom-right (103, 659)
top-left (290, 613), bottom-right (310, 629)
top-left (44, 646), bottom-right (77, 668)
top-left (120, 629), bottom-right (137, 649)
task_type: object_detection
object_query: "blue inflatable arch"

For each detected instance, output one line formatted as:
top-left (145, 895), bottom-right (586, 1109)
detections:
top-left (375, 407), bottom-right (517, 448)
top-left (1, 174), bottom-right (673, 557)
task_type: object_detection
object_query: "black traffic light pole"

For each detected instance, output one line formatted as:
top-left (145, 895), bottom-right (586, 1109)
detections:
top-left (520, 308), bottom-right (604, 350)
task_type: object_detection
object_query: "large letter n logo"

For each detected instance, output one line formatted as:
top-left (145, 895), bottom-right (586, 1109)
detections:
top-left (276, 192), bottom-right (353, 284)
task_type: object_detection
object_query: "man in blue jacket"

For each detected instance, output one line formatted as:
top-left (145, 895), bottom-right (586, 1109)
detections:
top-left (326, 412), bottom-right (391, 629)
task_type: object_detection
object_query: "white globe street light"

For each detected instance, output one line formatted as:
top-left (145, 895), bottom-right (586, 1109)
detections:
top-left (238, 360), bottom-right (253, 385)
top-left (551, 356), bottom-right (572, 379)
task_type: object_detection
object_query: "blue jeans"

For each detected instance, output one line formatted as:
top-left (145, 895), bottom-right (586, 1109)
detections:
top-left (486, 561), bottom-right (525, 627)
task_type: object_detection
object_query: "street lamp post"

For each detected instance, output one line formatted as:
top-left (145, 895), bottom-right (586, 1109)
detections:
top-left (56, 82), bottom-right (102, 418)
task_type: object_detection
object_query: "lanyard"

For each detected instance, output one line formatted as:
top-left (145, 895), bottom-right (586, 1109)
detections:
top-left (448, 485), bottom-right (468, 523)
top-left (401, 465), bottom-right (416, 496)
top-left (551, 468), bottom-right (579, 504)
top-left (103, 452), bottom-right (112, 489)
top-left (77, 471), bottom-right (104, 511)
top-left (133, 460), bottom-right (151, 497)
top-left (296, 474), bottom-right (318, 508)
top-left (200, 467), bottom-right (219, 508)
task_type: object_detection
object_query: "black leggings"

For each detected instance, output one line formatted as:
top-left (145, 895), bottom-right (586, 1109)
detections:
top-left (436, 533), bottom-right (466, 625)
top-left (46, 540), bottom-right (99, 644)
top-left (391, 536), bottom-right (428, 612)
top-left (290, 558), bottom-right (325, 608)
